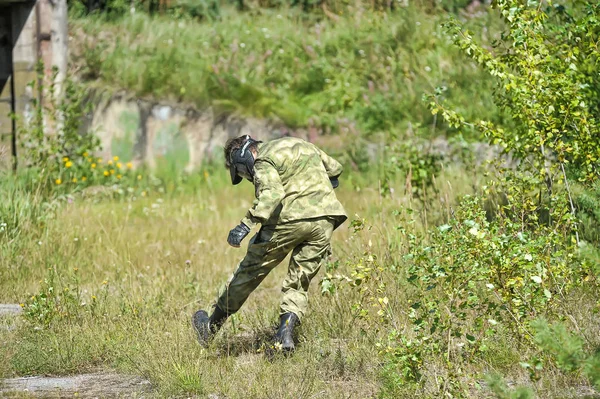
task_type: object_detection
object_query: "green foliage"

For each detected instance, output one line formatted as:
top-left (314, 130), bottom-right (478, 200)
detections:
top-left (485, 374), bottom-right (534, 399)
top-left (169, 0), bottom-right (220, 20)
top-left (530, 319), bottom-right (600, 389)
top-left (373, 0), bottom-right (600, 394)
top-left (0, 171), bottom-right (54, 241)
top-left (15, 65), bottom-right (148, 198)
top-left (22, 267), bottom-right (109, 329)
top-left (531, 319), bottom-right (585, 374)
top-left (377, 192), bottom-right (582, 395)
top-left (430, 1), bottom-right (600, 183)
top-left (20, 66), bottom-right (100, 175)
top-left (382, 138), bottom-right (443, 200)
top-left (70, 0), bottom-right (483, 20)
top-left (575, 180), bottom-right (600, 246)
top-left (72, 6), bottom-right (501, 136)
top-left (486, 319), bottom-right (600, 398)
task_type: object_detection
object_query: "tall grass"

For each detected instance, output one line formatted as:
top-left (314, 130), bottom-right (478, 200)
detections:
top-left (72, 5), bottom-right (505, 137)
top-left (1, 164), bottom-right (597, 398)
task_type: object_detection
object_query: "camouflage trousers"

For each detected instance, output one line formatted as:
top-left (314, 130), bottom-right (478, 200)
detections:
top-left (216, 217), bottom-right (335, 320)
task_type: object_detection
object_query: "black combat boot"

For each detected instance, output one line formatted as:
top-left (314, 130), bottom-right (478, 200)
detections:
top-left (192, 306), bottom-right (228, 347)
top-left (275, 312), bottom-right (299, 352)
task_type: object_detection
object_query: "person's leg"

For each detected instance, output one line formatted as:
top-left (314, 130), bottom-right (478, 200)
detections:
top-left (193, 222), bottom-right (312, 346)
top-left (276, 218), bottom-right (334, 350)
top-left (216, 223), bottom-right (306, 315)
top-left (280, 218), bottom-right (334, 319)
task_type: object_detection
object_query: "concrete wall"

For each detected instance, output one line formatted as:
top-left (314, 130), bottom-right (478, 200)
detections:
top-left (85, 94), bottom-right (308, 171)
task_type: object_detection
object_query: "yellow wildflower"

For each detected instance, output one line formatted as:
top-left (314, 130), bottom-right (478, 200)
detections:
top-left (55, 178), bottom-right (62, 185)
top-left (110, 169), bottom-right (115, 175)
top-left (103, 171), bottom-right (109, 177)
top-left (137, 174), bottom-right (142, 180)
top-left (108, 160), bottom-right (113, 165)
top-left (91, 163), bottom-right (96, 169)
top-left (82, 176), bottom-right (87, 182)
top-left (63, 156), bottom-right (69, 162)
top-left (72, 177), bottom-right (78, 183)
top-left (113, 156), bottom-right (119, 161)
top-left (65, 161), bottom-right (73, 168)
top-left (117, 162), bottom-right (122, 169)
top-left (126, 162), bottom-right (133, 169)
top-left (97, 158), bottom-right (103, 163)
top-left (117, 174), bottom-right (122, 179)
top-left (83, 152), bottom-right (89, 157)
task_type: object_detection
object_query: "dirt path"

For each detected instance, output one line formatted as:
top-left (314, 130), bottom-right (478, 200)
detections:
top-left (0, 304), bottom-right (22, 316)
top-left (0, 304), bottom-right (152, 398)
top-left (0, 372), bottom-right (152, 398)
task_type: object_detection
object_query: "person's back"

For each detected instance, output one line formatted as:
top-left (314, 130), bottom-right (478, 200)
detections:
top-left (251, 137), bottom-right (347, 227)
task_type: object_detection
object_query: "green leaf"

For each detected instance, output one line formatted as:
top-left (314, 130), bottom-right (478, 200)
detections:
top-left (438, 224), bottom-right (452, 233)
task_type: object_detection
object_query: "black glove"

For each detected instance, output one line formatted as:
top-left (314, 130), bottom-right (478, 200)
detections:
top-left (227, 223), bottom-right (251, 248)
top-left (330, 176), bottom-right (340, 189)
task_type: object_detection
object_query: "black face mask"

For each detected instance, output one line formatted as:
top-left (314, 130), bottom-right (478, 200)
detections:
top-left (229, 138), bottom-right (259, 185)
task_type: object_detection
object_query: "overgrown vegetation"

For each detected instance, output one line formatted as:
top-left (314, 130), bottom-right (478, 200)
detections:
top-left (71, 4), bottom-right (503, 138)
top-left (1, 0), bottom-right (599, 398)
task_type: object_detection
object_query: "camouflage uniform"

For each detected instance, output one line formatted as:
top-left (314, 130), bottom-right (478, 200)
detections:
top-left (216, 137), bottom-right (347, 319)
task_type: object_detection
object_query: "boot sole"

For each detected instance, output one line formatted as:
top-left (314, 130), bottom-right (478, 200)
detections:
top-left (192, 310), bottom-right (211, 347)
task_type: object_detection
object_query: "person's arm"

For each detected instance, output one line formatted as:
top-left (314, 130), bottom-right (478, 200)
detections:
top-left (241, 160), bottom-right (285, 229)
top-left (317, 147), bottom-right (343, 178)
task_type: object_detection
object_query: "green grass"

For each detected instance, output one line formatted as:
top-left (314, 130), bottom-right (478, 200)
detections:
top-left (1, 165), bottom-right (597, 398)
top-left (71, 5), bottom-right (505, 137)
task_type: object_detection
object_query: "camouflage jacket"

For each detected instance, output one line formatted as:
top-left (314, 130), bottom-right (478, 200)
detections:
top-left (240, 137), bottom-right (347, 230)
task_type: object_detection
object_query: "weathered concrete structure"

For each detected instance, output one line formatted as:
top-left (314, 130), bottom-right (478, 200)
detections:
top-left (85, 93), bottom-right (306, 171)
top-left (0, 0), bottom-right (68, 170)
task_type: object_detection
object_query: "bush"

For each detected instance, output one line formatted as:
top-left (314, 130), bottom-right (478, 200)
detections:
top-left (374, 0), bottom-right (600, 394)
top-left (15, 65), bottom-right (148, 198)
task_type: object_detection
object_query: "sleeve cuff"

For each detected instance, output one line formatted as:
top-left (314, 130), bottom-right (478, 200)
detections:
top-left (241, 216), bottom-right (258, 229)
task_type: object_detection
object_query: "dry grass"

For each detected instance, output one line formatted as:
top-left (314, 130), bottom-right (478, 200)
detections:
top-left (0, 168), bottom-right (597, 398)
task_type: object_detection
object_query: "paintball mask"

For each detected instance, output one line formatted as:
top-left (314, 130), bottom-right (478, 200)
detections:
top-left (229, 136), bottom-right (260, 185)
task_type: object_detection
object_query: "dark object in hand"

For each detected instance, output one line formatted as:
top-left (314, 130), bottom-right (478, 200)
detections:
top-left (330, 176), bottom-right (340, 189)
top-left (227, 223), bottom-right (251, 247)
